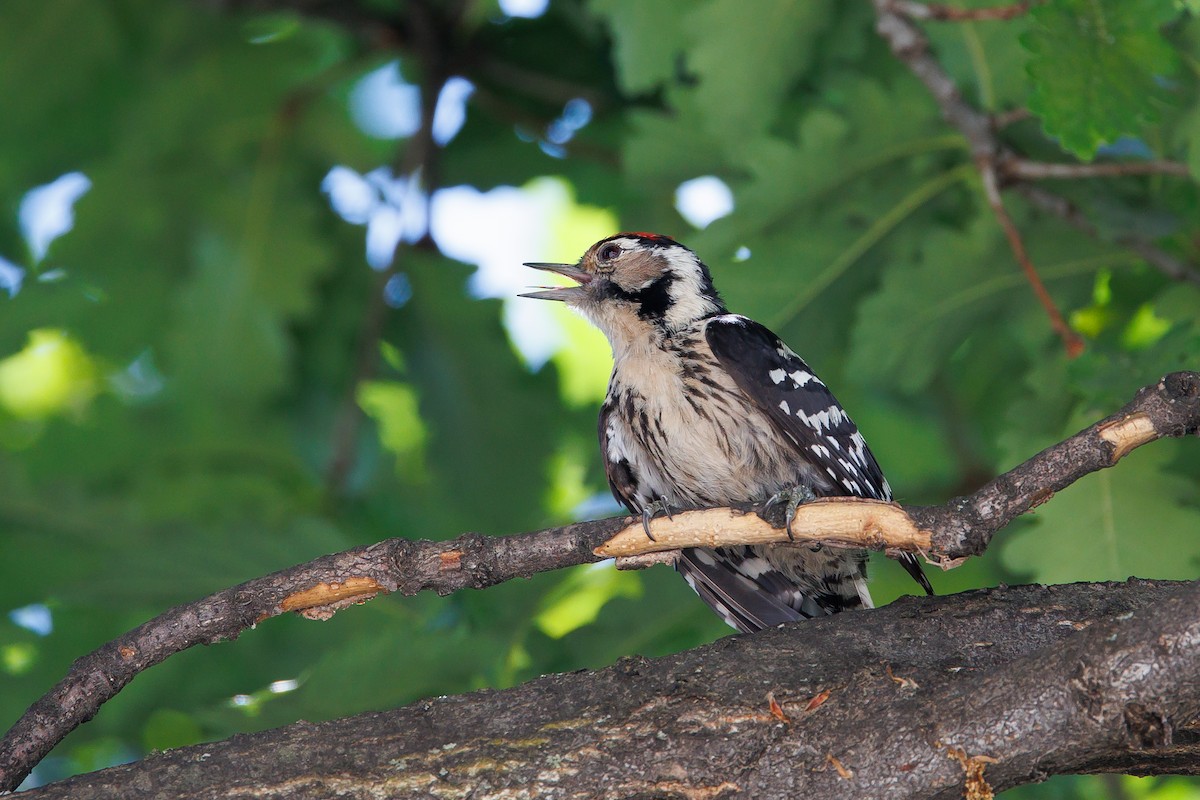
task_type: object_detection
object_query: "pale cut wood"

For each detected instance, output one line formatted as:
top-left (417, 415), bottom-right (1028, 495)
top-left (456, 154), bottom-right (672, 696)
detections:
top-left (595, 498), bottom-right (933, 558)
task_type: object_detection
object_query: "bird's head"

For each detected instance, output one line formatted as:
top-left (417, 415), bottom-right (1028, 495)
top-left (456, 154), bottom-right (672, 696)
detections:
top-left (521, 233), bottom-right (725, 342)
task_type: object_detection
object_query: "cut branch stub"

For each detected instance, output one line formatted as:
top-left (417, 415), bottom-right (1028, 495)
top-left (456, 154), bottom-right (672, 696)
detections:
top-left (1098, 412), bottom-right (1159, 462)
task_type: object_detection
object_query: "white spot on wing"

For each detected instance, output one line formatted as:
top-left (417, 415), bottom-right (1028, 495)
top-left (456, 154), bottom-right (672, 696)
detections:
top-left (796, 406), bottom-right (847, 431)
top-left (789, 370), bottom-right (816, 387)
top-left (768, 368), bottom-right (786, 384)
top-left (779, 400), bottom-right (790, 414)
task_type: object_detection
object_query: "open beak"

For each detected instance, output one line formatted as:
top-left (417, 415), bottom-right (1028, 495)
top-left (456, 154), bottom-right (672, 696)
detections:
top-left (519, 262), bottom-right (593, 302)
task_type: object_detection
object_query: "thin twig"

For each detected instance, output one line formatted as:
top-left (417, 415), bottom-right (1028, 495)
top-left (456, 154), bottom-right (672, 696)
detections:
top-left (1015, 185), bottom-right (1200, 288)
top-left (872, 0), bottom-right (1200, 349)
top-left (1005, 158), bottom-right (1192, 181)
top-left (892, 0), bottom-right (1036, 21)
top-left (325, 2), bottom-right (447, 495)
top-left (980, 163), bottom-right (1085, 356)
top-left (991, 107), bottom-right (1032, 129)
top-left (871, 2), bottom-right (1087, 355)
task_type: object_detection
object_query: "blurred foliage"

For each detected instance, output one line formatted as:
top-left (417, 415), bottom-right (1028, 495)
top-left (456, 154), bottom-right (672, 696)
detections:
top-left (1, 0), bottom-right (1198, 795)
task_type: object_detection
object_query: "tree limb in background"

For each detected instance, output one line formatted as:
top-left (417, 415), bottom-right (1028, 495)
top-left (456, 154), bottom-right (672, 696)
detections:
top-left (1, 372), bottom-right (1197, 793)
top-left (1016, 184), bottom-right (1200, 289)
top-left (325, 1), bottom-right (452, 495)
top-left (980, 162), bottom-right (1086, 356)
top-left (892, 0), bottom-right (1038, 22)
top-left (1006, 158), bottom-right (1191, 181)
top-left (872, 0), bottom-right (1200, 354)
top-left (16, 581), bottom-right (1200, 799)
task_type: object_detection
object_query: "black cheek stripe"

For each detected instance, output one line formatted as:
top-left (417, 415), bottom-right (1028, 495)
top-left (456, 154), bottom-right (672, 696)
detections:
top-left (604, 273), bottom-right (677, 321)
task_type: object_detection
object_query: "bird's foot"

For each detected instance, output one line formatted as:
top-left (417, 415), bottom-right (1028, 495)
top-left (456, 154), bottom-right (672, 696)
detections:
top-left (763, 484), bottom-right (818, 542)
top-left (640, 496), bottom-right (674, 541)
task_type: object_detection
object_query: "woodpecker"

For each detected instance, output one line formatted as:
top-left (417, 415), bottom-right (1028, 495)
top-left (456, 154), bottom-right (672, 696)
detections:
top-left (522, 233), bottom-right (932, 633)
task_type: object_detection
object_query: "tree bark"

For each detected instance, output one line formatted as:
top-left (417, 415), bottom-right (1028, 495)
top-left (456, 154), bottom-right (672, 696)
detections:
top-left (20, 580), bottom-right (1200, 799)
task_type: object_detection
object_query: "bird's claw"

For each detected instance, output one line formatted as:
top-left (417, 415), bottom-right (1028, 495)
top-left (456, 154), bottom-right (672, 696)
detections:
top-left (763, 484), bottom-right (817, 542)
top-left (640, 496), bottom-right (674, 541)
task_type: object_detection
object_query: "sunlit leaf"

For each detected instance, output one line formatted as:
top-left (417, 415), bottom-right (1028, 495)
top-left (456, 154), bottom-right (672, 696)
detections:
top-left (0, 329), bottom-right (97, 419)
top-left (535, 564), bottom-right (642, 639)
top-left (358, 380), bottom-right (427, 480)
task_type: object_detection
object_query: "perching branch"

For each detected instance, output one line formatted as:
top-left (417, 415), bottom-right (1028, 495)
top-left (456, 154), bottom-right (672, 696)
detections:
top-left (600, 371), bottom-right (1199, 561)
top-left (18, 580), bottom-right (1200, 799)
top-left (1, 372), bottom-right (1197, 792)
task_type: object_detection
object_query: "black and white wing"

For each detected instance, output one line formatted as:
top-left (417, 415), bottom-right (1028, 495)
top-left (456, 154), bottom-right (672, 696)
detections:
top-left (705, 314), bottom-right (933, 595)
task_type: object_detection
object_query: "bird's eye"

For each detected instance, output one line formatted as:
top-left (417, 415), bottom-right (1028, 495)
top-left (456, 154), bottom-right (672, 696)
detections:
top-left (598, 244), bottom-right (621, 263)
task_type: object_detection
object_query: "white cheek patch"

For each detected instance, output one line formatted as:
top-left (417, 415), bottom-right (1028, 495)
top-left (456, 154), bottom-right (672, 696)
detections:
top-left (661, 247), bottom-right (722, 331)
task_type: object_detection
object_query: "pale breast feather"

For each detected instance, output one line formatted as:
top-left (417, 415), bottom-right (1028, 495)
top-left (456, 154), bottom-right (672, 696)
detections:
top-left (703, 314), bottom-right (891, 502)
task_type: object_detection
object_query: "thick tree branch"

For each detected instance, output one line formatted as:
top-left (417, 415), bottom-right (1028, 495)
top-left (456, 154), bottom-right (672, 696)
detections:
top-left (0, 517), bottom-right (629, 793)
top-left (1, 372), bottom-right (1197, 792)
top-left (18, 580), bottom-right (1200, 799)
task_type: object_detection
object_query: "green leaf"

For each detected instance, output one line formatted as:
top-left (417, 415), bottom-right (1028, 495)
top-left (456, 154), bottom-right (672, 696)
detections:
top-left (681, 1), bottom-right (832, 150)
top-left (848, 216), bottom-right (1043, 395)
top-left (1023, 0), bottom-right (1180, 159)
top-left (1001, 442), bottom-right (1200, 583)
top-left (142, 709), bottom-right (204, 752)
top-left (588, 0), bottom-right (686, 94)
top-left (357, 380), bottom-right (428, 480)
top-left (534, 564), bottom-right (642, 639)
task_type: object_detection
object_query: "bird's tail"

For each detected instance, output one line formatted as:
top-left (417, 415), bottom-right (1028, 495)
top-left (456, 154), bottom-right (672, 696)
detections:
top-left (676, 545), bottom-right (871, 634)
